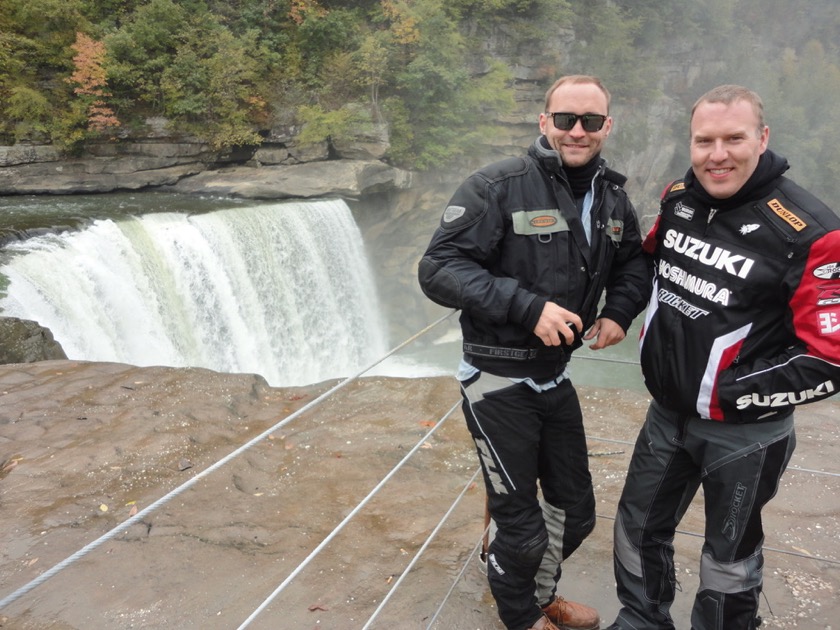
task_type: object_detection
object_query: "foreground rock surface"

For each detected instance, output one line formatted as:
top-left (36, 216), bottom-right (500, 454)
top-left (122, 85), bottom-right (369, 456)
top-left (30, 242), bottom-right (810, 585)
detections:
top-left (0, 361), bottom-right (837, 629)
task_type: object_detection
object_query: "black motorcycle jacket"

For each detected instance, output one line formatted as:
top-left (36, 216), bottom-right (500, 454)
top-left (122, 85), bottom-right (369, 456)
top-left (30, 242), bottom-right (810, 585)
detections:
top-left (640, 150), bottom-right (840, 422)
top-left (418, 136), bottom-right (650, 381)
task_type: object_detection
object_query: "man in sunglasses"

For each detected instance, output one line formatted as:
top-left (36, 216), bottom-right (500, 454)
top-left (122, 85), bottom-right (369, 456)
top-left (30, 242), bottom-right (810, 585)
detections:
top-left (606, 85), bottom-right (840, 630)
top-left (418, 75), bottom-right (650, 630)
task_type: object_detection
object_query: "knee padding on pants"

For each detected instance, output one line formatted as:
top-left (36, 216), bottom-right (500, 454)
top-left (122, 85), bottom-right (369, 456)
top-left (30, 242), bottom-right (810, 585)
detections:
top-left (492, 527), bottom-right (549, 573)
top-left (517, 529), bottom-right (550, 568)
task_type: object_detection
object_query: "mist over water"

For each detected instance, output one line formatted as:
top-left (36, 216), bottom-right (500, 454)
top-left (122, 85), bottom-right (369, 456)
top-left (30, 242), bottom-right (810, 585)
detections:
top-left (0, 199), bottom-right (408, 386)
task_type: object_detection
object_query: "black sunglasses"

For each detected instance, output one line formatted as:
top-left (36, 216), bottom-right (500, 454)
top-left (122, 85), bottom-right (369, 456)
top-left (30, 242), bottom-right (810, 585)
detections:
top-left (548, 112), bottom-right (607, 132)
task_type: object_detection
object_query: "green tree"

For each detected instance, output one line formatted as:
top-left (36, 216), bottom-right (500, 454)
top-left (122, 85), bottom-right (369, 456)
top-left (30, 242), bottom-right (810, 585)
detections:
top-left (104, 0), bottom-right (191, 112)
top-left (0, 0), bottom-right (90, 142)
top-left (296, 7), bottom-right (363, 87)
top-left (761, 41), bottom-right (840, 205)
top-left (386, 0), bottom-right (515, 169)
top-left (4, 86), bottom-right (53, 141)
top-left (201, 29), bottom-right (269, 148)
top-left (295, 102), bottom-right (372, 147)
top-left (78, 0), bottom-right (145, 27)
top-left (160, 23), bottom-right (269, 148)
top-left (569, 0), bottom-right (655, 104)
top-left (0, 0), bottom-right (89, 73)
top-left (354, 31), bottom-right (391, 116)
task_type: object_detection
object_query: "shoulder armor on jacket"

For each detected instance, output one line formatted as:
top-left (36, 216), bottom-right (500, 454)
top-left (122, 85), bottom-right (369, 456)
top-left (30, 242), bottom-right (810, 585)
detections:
top-left (661, 179), bottom-right (687, 202)
top-left (602, 167), bottom-right (628, 188)
top-left (477, 156), bottom-right (530, 182)
top-left (770, 177), bottom-right (840, 234)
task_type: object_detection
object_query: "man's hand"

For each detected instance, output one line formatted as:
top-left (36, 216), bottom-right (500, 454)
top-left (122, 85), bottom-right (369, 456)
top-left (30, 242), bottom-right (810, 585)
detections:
top-left (583, 317), bottom-right (626, 350)
top-left (533, 302), bottom-right (583, 346)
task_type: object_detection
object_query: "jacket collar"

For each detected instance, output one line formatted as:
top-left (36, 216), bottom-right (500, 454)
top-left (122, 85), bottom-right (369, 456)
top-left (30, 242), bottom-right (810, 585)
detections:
top-left (530, 135), bottom-right (607, 182)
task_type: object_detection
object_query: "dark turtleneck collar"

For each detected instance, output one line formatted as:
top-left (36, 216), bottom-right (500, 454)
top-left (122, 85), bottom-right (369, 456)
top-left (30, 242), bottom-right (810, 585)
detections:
top-left (684, 149), bottom-right (790, 210)
top-left (534, 135), bottom-right (603, 198)
top-left (565, 154), bottom-right (602, 199)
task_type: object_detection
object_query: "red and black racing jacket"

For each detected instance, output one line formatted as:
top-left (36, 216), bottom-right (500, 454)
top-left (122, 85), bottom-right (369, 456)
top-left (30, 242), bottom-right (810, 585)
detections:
top-left (640, 151), bottom-right (840, 422)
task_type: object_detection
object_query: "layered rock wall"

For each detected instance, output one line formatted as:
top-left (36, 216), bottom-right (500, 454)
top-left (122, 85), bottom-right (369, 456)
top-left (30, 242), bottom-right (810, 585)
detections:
top-left (0, 128), bottom-right (412, 200)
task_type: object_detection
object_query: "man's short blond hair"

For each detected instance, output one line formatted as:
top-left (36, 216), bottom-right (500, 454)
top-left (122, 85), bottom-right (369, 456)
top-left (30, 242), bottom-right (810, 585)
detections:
top-left (691, 84), bottom-right (766, 131)
top-left (544, 75), bottom-right (611, 112)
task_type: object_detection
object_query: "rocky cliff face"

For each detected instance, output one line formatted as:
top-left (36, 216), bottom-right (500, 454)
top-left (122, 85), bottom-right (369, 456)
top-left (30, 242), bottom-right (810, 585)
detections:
top-left (0, 121), bottom-right (412, 200)
top-left (0, 19), bottom-right (669, 203)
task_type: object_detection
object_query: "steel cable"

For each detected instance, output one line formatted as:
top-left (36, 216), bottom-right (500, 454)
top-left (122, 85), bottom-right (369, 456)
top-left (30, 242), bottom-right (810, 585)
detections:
top-left (0, 311), bottom-right (457, 610)
top-left (360, 467), bottom-right (483, 630)
top-left (2, 307), bottom-right (838, 630)
top-left (237, 400), bottom-right (461, 629)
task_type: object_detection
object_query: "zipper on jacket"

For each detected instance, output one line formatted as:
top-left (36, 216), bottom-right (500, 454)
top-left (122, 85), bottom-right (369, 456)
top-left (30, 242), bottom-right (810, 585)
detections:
top-left (594, 179), bottom-right (618, 248)
top-left (576, 180), bottom-right (616, 319)
top-left (705, 208), bottom-right (718, 235)
top-left (753, 203), bottom-right (798, 255)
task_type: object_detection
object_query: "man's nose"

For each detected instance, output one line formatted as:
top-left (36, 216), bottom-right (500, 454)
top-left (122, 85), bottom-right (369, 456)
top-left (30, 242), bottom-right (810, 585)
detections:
top-left (569, 119), bottom-right (587, 136)
top-left (710, 139), bottom-right (728, 160)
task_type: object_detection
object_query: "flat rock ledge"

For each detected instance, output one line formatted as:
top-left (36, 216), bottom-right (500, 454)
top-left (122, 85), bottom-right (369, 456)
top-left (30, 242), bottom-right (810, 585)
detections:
top-left (169, 159), bottom-right (413, 199)
top-left (0, 128), bottom-right (414, 199)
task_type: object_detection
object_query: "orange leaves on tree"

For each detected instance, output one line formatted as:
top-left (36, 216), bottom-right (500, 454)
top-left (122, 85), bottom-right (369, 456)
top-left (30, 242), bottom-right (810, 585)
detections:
top-left (380, 0), bottom-right (419, 46)
top-left (288, 0), bottom-right (327, 26)
top-left (67, 32), bottom-right (120, 133)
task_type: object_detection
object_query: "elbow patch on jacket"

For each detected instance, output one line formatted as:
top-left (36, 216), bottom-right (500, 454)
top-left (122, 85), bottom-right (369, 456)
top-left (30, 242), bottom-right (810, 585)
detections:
top-left (418, 258), bottom-right (461, 308)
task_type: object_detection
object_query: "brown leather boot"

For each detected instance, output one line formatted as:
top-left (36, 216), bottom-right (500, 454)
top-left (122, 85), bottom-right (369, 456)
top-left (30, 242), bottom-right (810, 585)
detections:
top-left (528, 614), bottom-right (562, 630)
top-left (541, 596), bottom-right (600, 630)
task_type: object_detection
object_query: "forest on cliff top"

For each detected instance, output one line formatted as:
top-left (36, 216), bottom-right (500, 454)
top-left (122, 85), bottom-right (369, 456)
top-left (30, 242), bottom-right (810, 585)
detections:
top-left (2, 0), bottom-right (840, 204)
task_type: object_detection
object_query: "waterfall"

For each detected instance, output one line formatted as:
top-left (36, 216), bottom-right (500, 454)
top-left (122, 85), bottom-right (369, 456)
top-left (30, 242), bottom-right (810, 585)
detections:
top-left (0, 199), bottom-right (390, 387)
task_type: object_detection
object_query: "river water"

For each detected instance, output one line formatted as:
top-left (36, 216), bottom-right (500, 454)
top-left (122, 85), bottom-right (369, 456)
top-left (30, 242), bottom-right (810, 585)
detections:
top-left (0, 192), bottom-right (646, 391)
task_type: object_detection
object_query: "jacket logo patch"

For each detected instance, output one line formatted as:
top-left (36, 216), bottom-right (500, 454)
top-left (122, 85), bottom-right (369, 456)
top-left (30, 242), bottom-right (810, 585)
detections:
top-left (669, 182), bottom-right (686, 193)
top-left (814, 262), bottom-right (840, 280)
top-left (817, 284), bottom-right (840, 306)
top-left (721, 482), bottom-right (747, 541)
top-left (607, 218), bottom-right (624, 242)
top-left (657, 287), bottom-right (710, 319)
top-left (673, 202), bottom-right (695, 221)
top-left (512, 210), bottom-right (568, 235)
top-left (662, 229), bottom-right (755, 279)
top-left (767, 199), bottom-right (806, 231)
top-left (736, 380), bottom-right (836, 410)
top-left (529, 215), bottom-right (557, 228)
top-left (658, 260), bottom-right (730, 305)
top-left (739, 224), bottom-right (760, 235)
top-left (818, 309), bottom-right (840, 335)
top-left (443, 205), bottom-right (466, 223)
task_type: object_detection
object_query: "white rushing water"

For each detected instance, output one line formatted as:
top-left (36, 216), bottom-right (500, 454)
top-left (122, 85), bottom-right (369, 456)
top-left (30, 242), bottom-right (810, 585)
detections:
top-left (0, 199), bottom-right (393, 386)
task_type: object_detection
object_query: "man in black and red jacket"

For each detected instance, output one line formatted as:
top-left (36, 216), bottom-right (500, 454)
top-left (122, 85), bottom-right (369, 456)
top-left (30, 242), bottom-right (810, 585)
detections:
top-left (608, 85), bottom-right (840, 630)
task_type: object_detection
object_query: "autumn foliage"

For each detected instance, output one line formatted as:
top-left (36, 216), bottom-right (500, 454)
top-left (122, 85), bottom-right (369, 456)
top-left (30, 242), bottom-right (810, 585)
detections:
top-left (288, 0), bottom-right (327, 26)
top-left (68, 32), bottom-right (120, 133)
